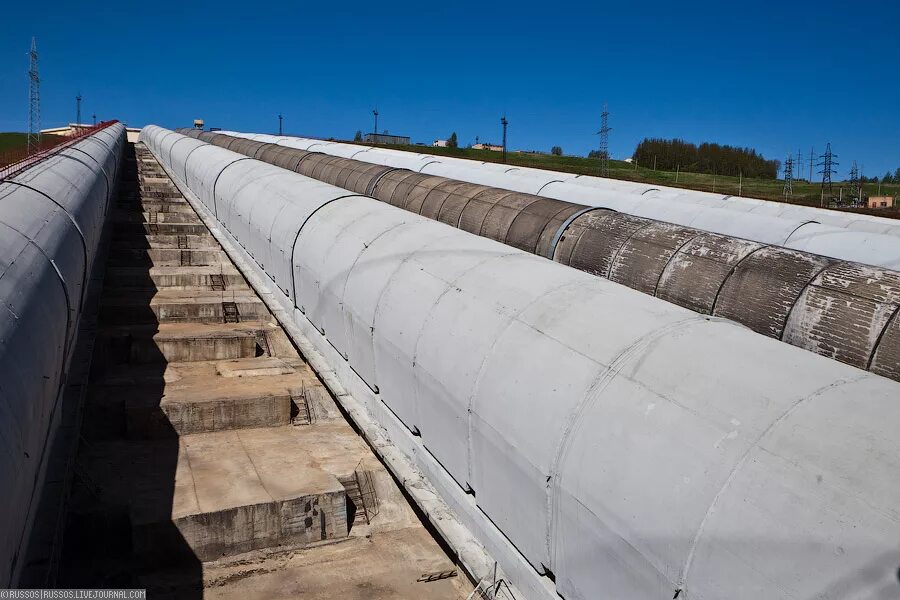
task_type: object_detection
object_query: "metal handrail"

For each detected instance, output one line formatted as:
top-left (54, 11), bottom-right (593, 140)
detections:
top-left (0, 121), bottom-right (118, 181)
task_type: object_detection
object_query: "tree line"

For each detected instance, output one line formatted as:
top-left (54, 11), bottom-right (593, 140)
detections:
top-left (879, 168), bottom-right (900, 184)
top-left (632, 138), bottom-right (780, 179)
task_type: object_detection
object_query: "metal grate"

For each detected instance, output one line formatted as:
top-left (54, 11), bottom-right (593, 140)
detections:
top-left (177, 235), bottom-right (189, 249)
top-left (222, 301), bottom-right (240, 323)
top-left (180, 250), bottom-right (191, 266)
top-left (147, 211), bottom-right (157, 224)
top-left (209, 273), bottom-right (225, 291)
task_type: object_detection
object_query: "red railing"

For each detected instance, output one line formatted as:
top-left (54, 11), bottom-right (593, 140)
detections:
top-left (0, 120), bottom-right (119, 181)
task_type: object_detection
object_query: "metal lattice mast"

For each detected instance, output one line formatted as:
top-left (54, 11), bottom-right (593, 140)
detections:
top-left (500, 115), bottom-right (508, 164)
top-left (817, 143), bottom-right (838, 200)
top-left (808, 146), bottom-right (816, 183)
top-left (76, 92), bottom-right (82, 127)
top-left (796, 149), bottom-right (803, 180)
top-left (849, 161), bottom-right (859, 198)
top-left (27, 37), bottom-right (40, 156)
top-left (783, 156), bottom-right (793, 196)
top-left (597, 103), bottom-right (612, 177)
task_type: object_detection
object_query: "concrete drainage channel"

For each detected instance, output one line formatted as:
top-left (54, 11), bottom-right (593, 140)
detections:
top-left (56, 141), bottom-right (473, 599)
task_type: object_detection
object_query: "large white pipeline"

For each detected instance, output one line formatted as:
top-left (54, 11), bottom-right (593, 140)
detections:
top-left (0, 122), bottom-right (125, 586)
top-left (221, 131), bottom-right (900, 270)
top-left (143, 125), bottom-right (900, 600)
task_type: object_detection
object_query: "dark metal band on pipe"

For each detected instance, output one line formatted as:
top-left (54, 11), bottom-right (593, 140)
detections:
top-left (204, 132), bottom-right (900, 382)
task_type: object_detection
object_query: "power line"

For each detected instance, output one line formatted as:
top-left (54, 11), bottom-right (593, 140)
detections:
top-left (27, 37), bottom-right (40, 156)
top-left (597, 103), bottom-right (612, 177)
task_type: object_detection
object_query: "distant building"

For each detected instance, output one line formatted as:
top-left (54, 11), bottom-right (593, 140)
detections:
top-left (42, 123), bottom-right (141, 142)
top-left (41, 124), bottom-right (92, 136)
top-left (433, 139), bottom-right (448, 147)
top-left (867, 196), bottom-right (895, 209)
top-left (472, 143), bottom-right (503, 152)
top-left (364, 133), bottom-right (410, 145)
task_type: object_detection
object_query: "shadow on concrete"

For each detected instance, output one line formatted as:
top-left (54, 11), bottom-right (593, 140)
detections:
top-left (57, 143), bottom-right (203, 597)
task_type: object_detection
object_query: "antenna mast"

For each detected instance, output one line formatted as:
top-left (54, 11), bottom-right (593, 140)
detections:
top-left (597, 103), bottom-right (612, 177)
top-left (27, 37), bottom-right (40, 156)
top-left (76, 92), bottom-right (82, 127)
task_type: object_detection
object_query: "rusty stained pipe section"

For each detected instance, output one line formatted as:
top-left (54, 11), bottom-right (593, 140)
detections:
top-left (177, 129), bottom-right (900, 382)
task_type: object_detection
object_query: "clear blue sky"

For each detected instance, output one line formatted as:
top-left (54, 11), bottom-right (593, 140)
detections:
top-left (2, 0), bottom-right (898, 179)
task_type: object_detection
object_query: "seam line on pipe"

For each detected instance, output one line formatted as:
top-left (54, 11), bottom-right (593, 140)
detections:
top-left (607, 221), bottom-right (655, 280)
top-left (211, 157), bottom-right (253, 219)
top-left (534, 180), bottom-right (566, 195)
top-left (651, 231), bottom-right (704, 298)
top-left (548, 315), bottom-right (709, 570)
top-left (287, 194), bottom-right (367, 304)
top-left (544, 206), bottom-right (605, 260)
top-left (366, 167), bottom-right (404, 197)
top-left (676, 373), bottom-right (868, 592)
top-left (777, 260), bottom-right (838, 342)
top-left (417, 160), bottom-right (442, 173)
top-left (709, 244), bottom-right (770, 315)
top-left (780, 219), bottom-right (819, 246)
top-left (1, 180), bottom-right (90, 311)
top-left (866, 303), bottom-right (900, 371)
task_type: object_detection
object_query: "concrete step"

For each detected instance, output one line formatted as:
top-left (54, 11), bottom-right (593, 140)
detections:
top-left (106, 248), bottom-right (226, 267)
top-left (115, 201), bottom-right (194, 214)
top-left (96, 322), bottom-right (272, 365)
top-left (69, 426), bottom-right (372, 563)
top-left (113, 211), bottom-right (202, 225)
top-left (130, 190), bottom-right (183, 201)
top-left (104, 265), bottom-right (249, 290)
top-left (99, 289), bottom-right (269, 324)
top-left (114, 222), bottom-right (210, 235)
top-left (110, 233), bottom-right (219, 251)
top-left (85, 357), bottom-right (322, 438)
top-left (142, 529), bottom-right (467, 600)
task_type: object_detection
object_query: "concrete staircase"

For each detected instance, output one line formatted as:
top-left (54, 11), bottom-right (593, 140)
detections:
top-left (58, 143), bottom-right (469, 599)
top-left (60, 144), bottom-right (362, 585)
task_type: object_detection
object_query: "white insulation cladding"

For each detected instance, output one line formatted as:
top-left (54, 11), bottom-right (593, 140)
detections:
top-left (220, 130), bottom-right (900, 270)
top-left (141, 125), bottom-right (900, 600)
top-left (0, 122), bottom-right (125, 585)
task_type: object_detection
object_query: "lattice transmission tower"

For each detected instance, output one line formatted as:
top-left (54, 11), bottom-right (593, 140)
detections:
top-left (848, 161), bottom-right (859, 203)
top-left (783, 156), bottom-right (793, 196)
top-left (27, 37), bottom-right (41, 156)
top-left (817, 143), bottom-right (838, 202)
top-left (597, 103), bottom-right (612, 177)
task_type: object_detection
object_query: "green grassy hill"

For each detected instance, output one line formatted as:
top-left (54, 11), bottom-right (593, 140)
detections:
top-left (355, 141), bottom-right (900, 217)
top-left (0, 132), bottom-right (65, 153)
